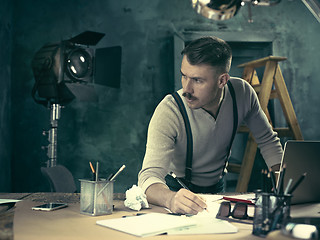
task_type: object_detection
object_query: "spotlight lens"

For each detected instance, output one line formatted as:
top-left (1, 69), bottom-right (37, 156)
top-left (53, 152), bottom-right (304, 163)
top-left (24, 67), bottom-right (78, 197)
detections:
top-left (66, 48), bottom-right (92, 80)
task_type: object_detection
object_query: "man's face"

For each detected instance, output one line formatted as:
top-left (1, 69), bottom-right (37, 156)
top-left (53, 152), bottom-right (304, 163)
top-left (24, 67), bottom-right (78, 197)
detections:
top-left (180, 55), bottom-right (226, 112)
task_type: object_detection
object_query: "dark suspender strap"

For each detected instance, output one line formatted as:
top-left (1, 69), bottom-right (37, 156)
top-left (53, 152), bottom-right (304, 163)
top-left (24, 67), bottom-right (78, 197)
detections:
top-left (172, 81), bottom-right (238, 183)
top-left (171, 92), bottom-right (193, 183)
top-left (225, 81), bottom-right (238, 170)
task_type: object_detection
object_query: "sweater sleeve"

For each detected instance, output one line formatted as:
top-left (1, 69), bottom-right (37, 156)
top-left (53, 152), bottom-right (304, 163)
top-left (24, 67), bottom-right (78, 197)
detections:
top-left (243, 83), bottom-right (283, 168)
top-left (138, 95), bottom-right (183, 193)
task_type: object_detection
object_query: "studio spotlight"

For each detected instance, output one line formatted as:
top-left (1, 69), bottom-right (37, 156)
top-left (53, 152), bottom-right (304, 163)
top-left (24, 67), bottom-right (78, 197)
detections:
top-left (32, 31), bottom-right (121, 106)
top-left (31, 31), bottom-right (122, 167)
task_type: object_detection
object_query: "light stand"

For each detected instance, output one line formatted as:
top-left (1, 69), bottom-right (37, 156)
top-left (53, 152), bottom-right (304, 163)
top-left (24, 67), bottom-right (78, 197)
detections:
top-left (32, 31), bottom-right (122, 168)
top-left (31, 31), bottom-right (121, 193)
top-left (32, 31), bottom-right (121, 168)
top-left (42, 103), bottom-right (61, 167)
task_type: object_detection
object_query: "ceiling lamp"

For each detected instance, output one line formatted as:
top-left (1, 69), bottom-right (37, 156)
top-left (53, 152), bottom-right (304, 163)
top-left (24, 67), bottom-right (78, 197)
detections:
top-left (191, 0), bottom-right (281, 22)
top-left (192, 0), bottom-right (242, 21)
top-left (301, 0), bottom-right (320, 23)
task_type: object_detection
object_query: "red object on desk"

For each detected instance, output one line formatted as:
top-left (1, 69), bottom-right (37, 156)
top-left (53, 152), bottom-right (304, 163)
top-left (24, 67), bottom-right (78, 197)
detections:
top-left (223, 194), bottom-right (256, 205)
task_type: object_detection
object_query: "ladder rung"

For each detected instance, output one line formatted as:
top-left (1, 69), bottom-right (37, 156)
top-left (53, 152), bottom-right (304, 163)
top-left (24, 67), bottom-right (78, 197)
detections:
top-left (238, 126), bottom-right (294, 138)
top-left (237, 56), bottom-right (287, 68)
top-left (253, 86), bottom-right (278, 99)
top-left (273, 127), bottom-right (294, 138)
top-left (227, 163), bottom-right (241, 173)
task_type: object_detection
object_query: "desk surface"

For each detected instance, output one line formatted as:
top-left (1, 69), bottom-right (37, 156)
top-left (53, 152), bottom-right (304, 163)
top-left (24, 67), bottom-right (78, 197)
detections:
top-left (1, 193), bottom-right (319, 240)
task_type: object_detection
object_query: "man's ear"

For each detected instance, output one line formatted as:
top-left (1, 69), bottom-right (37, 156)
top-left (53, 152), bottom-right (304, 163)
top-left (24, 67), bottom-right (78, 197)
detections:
top-left (218, 73), bottom-right (230, 88)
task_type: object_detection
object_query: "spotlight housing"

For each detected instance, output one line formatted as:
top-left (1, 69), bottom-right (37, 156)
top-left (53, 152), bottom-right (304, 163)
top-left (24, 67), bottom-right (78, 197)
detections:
top-left (31, 31), bottom-right (121, 107)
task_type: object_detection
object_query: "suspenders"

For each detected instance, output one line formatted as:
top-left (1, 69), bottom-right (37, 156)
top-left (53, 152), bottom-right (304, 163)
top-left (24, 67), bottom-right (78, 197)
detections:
top-left (171, 92), bottom-right (193, 183)
top-left (171, 80), bottom-right (238, 184)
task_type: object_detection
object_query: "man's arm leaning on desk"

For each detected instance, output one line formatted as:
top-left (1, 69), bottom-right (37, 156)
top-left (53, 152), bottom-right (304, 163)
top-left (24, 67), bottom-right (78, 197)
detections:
top-left (145, 183), bottom-right (207, 215)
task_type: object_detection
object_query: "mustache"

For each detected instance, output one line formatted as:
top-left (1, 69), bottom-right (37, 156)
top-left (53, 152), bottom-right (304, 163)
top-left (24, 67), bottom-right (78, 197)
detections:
top-left (182, 92), bottom-right (196, 100)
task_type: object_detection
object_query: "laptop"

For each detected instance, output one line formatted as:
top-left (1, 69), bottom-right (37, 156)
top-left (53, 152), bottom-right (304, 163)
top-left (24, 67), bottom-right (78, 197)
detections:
top-left (280, 140), bottom-right (320, 204)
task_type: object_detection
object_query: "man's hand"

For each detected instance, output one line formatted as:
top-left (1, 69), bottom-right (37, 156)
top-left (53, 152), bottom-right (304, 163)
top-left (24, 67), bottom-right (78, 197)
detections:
top-left (168, 188), bottom-right (207, 215)
top-left (145, 183), bottom-right (207, 215)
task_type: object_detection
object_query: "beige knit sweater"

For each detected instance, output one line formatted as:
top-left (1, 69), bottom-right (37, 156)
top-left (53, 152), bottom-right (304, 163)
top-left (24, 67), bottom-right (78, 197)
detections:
top-left (138, 77), bottom-right (283, 192)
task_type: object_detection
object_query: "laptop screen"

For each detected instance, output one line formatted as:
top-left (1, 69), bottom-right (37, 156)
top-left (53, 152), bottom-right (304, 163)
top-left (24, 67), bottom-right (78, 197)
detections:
top-left (280, 140), bottom-right (320, 204)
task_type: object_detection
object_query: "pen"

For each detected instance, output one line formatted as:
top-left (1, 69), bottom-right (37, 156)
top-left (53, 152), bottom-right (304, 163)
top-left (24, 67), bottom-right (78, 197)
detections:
top-left (98, 165), bottom-right (126, 196)
top-left (277, 164), bottom-right (286, 195)
top-left (95, 161), bottom-right (99, 181)
top-left (267, 171), bottom-right (272, 193)
top-left (261, 169), bottom-right (265, 192)
top-left (169, 171), bottom-right (209, 213)
top-left (263, 169), bottom-right (268, 192)
top-left (269, 168), bottom-right (277, 194)
top-left (169, 171), bottom-right (190, 191)
top-left (122, 213), bottom-right (146, 218)
top-left (109, 165), bottom-right (126, 182)
top-left (89, 162), bottom-right (96, 180)
top-left (288, 172), bottom-right (307, 194)
top-left (284, 178), bottom-right (293, 195)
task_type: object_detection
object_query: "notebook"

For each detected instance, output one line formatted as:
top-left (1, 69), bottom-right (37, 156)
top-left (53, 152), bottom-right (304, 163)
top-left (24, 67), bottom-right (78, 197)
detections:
top-left (280, 140), bottom-right (320, 204)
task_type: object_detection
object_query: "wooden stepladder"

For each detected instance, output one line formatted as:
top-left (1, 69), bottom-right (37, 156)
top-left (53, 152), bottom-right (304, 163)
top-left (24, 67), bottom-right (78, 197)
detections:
top-left (228, 56), bottom-right (303, 192)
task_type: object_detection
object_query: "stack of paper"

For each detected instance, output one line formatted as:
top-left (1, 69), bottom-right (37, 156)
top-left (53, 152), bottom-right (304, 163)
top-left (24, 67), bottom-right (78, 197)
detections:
top-left (96, 213), bottom-right (197, 237)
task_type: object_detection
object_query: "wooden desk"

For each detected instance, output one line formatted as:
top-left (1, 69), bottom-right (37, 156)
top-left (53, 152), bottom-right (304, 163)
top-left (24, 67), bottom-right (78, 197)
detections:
top-left (2, 193), bottom-right (319, 240)
top-left (1, 193), bottom-right (259, 240)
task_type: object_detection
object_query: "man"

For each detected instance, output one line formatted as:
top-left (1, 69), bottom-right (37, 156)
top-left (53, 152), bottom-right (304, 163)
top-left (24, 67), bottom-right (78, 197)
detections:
top-left (138, 36), bottom-right (282, 215)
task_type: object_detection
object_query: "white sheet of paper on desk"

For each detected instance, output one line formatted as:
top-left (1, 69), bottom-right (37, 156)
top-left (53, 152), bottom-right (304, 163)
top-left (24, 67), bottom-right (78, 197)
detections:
top-left (0, 199), bottom-right (21, 204)
top-left (164, 194), bottom-right (237, 235)
top-left (198, 194), bottom-right (224, 216)
top-left (167, 216), bottom-right (238, 235)
top-left (96, 213), bottom-right (197, 237)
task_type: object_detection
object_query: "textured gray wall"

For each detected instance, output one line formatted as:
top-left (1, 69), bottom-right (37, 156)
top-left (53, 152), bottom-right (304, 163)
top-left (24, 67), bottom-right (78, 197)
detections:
top-left (4, 0), bottom-right (320, 193)
top-left (0, 0), bottom-right (12, 192)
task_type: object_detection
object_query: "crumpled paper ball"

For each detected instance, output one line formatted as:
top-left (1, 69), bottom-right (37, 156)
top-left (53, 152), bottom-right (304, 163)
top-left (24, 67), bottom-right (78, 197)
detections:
top-left (124, 185), bottom-right (149, 211)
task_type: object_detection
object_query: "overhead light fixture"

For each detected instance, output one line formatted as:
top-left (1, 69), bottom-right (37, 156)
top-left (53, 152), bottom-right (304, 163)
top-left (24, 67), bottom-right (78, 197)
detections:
top-left (301, 0), bottom-right (320, 23)
top-left (31, 31), bottom-right (122, 167)
top-left (191, 0), bottom-right (281, 22)
top-left (192, 0), bottom-right (242, 21)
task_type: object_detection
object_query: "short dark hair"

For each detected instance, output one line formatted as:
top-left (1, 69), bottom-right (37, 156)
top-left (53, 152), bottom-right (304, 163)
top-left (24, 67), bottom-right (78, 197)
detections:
top-left (181, 36), bottom-right (232, 74)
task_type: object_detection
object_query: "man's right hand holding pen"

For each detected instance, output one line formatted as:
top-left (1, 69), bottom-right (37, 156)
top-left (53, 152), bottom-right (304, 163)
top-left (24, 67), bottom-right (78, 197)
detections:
top-left (168, 188), bottom-right (208, 215)
top-left (145, 183), bottom-right (207, 215)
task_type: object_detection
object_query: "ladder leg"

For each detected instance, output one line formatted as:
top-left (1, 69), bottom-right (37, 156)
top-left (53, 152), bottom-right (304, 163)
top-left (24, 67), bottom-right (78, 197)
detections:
top-left (233, 56), bottom-right (303, 193)
top-left (274, 66), bottom-right (303, 140)
top-left (236, 134), bottom-right (257, 192)
top-left (258, 61), bottom-right (278, 111)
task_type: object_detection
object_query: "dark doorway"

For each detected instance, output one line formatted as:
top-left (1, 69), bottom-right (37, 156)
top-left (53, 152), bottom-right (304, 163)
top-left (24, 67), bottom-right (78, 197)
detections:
top-left (228, 41), bottom-right (272, 79)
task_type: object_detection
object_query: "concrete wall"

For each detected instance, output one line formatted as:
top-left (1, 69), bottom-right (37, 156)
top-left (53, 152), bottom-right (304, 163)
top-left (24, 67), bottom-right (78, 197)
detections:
top-left (0, 0), bottom-right (13, 192)
top-left (4, 0), bottom-right (320, 193)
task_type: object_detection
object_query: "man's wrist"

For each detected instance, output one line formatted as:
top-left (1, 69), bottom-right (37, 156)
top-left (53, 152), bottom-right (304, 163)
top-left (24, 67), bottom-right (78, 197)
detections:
top-left (145, 183), bottom-right (175, 210)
